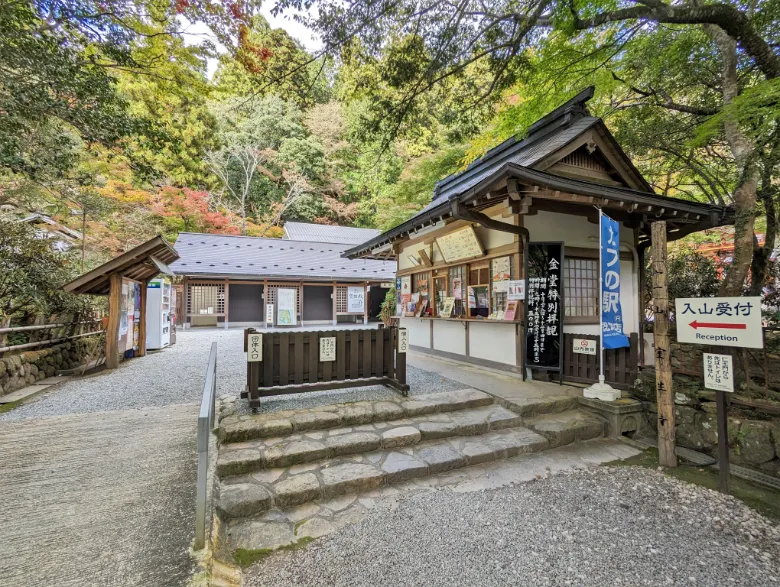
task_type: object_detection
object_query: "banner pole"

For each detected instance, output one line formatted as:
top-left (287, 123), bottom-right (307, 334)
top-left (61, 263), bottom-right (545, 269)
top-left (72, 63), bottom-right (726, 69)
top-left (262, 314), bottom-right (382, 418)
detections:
top-left (599, 208), bottom-right (604, 382)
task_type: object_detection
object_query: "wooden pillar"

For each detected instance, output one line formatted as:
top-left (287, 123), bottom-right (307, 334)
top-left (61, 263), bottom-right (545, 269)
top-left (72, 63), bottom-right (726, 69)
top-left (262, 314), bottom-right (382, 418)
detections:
top-left (514, 213), bottom-right (525, 367)
top-left (332, 281), bottom-right (337, 326)
top-left (651, 221), bottom-right (677, 467)
top-left (363, 282), bottom-right (368, 324)
top-left (223, 278), bottom-right (229, 329)
top-left (137, 278), bottom-right (148, 357)
top-left (106, 273), bottom-right (122, 370)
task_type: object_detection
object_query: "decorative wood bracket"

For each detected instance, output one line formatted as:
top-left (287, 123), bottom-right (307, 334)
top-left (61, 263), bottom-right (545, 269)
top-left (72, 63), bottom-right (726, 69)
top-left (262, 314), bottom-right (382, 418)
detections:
top-left (449, 200), bottom-right (530, 241)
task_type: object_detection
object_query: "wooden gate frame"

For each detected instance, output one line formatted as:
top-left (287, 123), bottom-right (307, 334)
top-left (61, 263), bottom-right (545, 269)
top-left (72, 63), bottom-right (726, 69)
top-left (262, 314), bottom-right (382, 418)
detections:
top-left (242, 327), bottom-right (408, 408)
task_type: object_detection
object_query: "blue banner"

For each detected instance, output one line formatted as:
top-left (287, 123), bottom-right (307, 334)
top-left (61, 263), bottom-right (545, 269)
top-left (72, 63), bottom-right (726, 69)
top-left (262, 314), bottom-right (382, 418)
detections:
top-left (601, 212), bottom-right (630, 349)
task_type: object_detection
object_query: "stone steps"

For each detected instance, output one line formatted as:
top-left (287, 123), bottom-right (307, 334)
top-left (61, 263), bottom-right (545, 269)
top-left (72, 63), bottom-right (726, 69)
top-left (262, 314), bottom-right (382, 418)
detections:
top-left (218, 389), bottom-right (495, 444)
top-left (216, 426), bottom-right (551, 520)
top-left (216, 404), bottom-right (524, 477)
top-left (526, 409), bottom-right (605, 448)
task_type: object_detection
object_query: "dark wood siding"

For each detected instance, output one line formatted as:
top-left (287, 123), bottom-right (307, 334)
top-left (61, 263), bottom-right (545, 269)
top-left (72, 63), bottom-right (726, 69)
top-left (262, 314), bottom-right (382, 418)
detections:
top-left (228, 284), bottom-right (264, 322)
top-left (302, 285), bottom-right (332, 321)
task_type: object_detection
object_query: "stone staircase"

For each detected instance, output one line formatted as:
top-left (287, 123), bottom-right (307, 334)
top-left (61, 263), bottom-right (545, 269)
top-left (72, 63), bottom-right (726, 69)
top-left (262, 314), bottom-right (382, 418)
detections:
top-left (213, 388), bottom-right (605, 563)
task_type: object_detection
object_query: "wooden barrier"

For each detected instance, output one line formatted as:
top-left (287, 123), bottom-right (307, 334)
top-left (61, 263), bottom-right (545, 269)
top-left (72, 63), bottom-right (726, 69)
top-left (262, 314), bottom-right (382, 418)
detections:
top-left (242, 327), bottom-right (409, 408)
top-left (562, 332), bottom-right (639, 390)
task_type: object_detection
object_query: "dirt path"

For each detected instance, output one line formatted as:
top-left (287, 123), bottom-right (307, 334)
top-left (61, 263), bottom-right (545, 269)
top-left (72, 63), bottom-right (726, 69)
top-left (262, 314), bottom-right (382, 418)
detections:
top-left (0, 403), bottom-right (198, 587)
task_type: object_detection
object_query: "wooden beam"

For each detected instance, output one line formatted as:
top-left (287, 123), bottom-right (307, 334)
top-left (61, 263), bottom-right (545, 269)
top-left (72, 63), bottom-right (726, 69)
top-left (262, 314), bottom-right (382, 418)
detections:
top-left (651, 221), bottom-right (677, 468)
top-left (418, 249), bottom-right (433, 267)
top-left (106, 273), bottom-right (121, 369)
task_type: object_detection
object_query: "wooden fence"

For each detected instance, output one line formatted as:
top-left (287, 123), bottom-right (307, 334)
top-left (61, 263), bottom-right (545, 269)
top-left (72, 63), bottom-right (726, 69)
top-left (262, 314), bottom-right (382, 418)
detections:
top-left (242, 327), bottom-right (408, 408)
top-left (562, 332), bottom-right (639, 389)
top-left (0, 317), bottom-right (105, 356)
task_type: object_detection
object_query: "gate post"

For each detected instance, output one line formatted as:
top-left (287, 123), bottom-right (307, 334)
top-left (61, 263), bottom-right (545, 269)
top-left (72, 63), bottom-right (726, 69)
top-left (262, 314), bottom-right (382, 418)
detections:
top-left (396, 327), bottom-right (407, 393)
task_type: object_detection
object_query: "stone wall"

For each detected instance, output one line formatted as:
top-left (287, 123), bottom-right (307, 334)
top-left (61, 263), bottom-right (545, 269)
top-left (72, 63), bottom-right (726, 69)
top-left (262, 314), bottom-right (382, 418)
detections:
top-left (0, 339), bottom-right (96, 397)
top-left (633, 369), bottom-right (780, 477)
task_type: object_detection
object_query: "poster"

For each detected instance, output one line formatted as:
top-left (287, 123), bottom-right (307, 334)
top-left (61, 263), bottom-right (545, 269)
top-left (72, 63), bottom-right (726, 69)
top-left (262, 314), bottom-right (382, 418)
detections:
top-left (347, 286), bottom-right (365, 313)
top-left (493, 280), bottom-right (509, 293)
top-left (452, 278), bottom-right (462, 300)
top-left (492, 256), bottom-right (511, 282)
top-left (319, 336), bottom-right (336, 362)
top-left (276, 288), bottom-right (297, 326)
top-left (441, 297), bottom-right (455, 317)
top-left (507, 280), bottom-right (525, 301)
top-left (400, 275), bottom-right (411, 305)
top-left (467, 287), bottom-right (476, 309)
top-left (435, 226), bottom-right (483, 262)
top-left (704, 353), bottom-right (733, 392)
top-left (524, 243), bottom-right (564, 371)
top-left (600, 212), bottom-right (630, 349)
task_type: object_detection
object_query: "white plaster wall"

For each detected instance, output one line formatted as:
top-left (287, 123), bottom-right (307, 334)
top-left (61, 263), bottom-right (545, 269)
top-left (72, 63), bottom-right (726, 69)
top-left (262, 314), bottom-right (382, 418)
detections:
top-left (433, 320), bottom-right (467, 355)
top-left (400, 317), bottom-right (431, 348)
top-left (474, 213), bottom-right (515, 250)
top-left (469, 322), bottom-right (517, 365)
top-left (526, 210), bottom-right (639, 336)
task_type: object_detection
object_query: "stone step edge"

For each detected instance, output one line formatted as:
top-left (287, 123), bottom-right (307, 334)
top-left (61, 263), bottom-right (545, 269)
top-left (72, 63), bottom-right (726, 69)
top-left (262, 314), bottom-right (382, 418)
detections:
top-left (489, 394), bottom-right (580, 419)
top-left (216, 427), bottom-right (550, 520)
top-left (218, 389), bottom-right (495, 444)
top-left (217, 406), bottom-right (524, 477)
top-left (525, 409), bottom-right (606, 448)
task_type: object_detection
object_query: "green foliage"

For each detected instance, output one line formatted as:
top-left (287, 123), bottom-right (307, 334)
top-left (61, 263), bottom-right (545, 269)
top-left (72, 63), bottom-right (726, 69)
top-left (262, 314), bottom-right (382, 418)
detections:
top-left (644, 247), bottom-right (720, 313)
top-left (0, 220), bottom-right (92, 319)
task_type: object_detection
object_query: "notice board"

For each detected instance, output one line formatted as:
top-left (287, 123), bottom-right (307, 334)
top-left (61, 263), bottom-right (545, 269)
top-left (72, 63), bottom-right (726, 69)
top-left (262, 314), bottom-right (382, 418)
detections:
top-left (524, 242), bottom-right (564, 376)
top-left (435, 226), bottom-right (484, 263)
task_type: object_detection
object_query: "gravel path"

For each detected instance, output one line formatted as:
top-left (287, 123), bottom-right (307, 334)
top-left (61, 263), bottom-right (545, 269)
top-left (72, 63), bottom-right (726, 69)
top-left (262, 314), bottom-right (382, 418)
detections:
top-left (1, 328), bottom-right (466, 421)
top-left (245, 467), bottom-right (780, 587)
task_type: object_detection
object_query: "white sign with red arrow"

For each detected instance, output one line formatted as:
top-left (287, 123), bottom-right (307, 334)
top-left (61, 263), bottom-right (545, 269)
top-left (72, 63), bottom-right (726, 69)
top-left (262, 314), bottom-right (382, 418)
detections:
top-left (674, 297), bottom-right (763, 349)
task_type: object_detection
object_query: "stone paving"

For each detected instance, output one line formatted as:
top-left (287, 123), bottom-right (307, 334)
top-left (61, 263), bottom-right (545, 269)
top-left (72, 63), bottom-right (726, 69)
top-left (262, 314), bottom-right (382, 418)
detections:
top-left (225, 438), bottom-right (642, 558)
top-left (214, 387), bottom-right (608, 562)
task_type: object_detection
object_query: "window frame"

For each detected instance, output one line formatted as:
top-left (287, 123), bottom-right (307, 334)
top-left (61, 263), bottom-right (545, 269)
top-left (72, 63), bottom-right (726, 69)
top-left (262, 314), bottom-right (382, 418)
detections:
top-left (563, 255), bottom-right (599, 324)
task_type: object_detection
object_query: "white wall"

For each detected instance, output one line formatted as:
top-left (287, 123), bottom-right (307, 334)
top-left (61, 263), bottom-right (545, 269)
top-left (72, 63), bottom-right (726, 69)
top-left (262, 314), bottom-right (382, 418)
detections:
top-left (527, 210), bottom-right (639, 336)
top-left (469, 322), bottom-right (517, 365)
top-left (400, 317), bottom-right (431, 348)
top-left (433, 320), bottom-right (467, 355)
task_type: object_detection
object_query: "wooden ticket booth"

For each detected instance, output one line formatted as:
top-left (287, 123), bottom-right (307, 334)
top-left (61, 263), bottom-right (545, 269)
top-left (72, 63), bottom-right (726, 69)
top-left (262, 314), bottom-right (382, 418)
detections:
top-left (62, 235), bottom-right (179, 369)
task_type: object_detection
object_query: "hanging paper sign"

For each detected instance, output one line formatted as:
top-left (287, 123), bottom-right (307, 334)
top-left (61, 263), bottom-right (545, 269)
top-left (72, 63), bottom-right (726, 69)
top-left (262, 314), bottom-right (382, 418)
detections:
top-left (507, 280), bottom-right (525, 301)
top-left (441, 297), bottom-right (455, 317)
top-left (493, 280), bottom-right (509, 293)
top-left (266, 304), bottom-right (274, 325)
top-left (247, 333), bottom-right (262, 362)
top-left (703, 353), bottom-right (733, 392)
top-left (492, 256), bottom-right (511, 282)
top-left (319, 336), bottom-right (336, 361)
top-left (347, 286), bottom-right (365, 313)
top-left (600, 213), bottom-right (630, 349)
top-left (524, 243), bottom-right (564, 371)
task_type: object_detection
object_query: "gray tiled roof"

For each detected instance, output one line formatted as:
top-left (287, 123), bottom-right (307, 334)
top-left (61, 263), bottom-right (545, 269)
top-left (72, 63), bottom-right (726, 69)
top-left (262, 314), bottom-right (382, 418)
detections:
top-left (283, 222), bottom-right (381, 245)
top-left (170, 232), bottom-right (395, 281)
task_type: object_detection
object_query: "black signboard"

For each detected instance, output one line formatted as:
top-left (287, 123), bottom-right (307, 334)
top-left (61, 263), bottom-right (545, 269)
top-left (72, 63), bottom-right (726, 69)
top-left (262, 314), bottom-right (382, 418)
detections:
top-left (524, 242), bottom-right (564, 380)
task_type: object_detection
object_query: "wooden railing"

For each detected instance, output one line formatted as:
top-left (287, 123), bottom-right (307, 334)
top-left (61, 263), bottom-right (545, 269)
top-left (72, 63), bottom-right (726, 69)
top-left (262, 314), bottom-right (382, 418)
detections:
top-left (242, 327), bottom-right (408, 408)
top-left (562, 332), bottom-right (639, 390)
top-left (0, 317), bottom-right (105, 356)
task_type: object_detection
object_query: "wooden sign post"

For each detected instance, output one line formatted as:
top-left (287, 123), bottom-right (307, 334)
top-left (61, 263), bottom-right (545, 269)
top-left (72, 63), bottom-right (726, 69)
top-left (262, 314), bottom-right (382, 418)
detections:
top-left (651, 221), bottom-right (677, 467)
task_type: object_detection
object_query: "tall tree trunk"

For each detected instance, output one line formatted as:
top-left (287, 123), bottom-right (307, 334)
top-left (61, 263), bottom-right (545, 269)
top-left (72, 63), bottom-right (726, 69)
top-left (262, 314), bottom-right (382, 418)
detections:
top-left (706, 25), bottom-right (760, 297)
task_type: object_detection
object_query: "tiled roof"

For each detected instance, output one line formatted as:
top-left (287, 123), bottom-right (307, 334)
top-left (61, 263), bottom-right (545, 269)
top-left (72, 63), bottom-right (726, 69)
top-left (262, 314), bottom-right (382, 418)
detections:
top-left (170, 232), bottom-right (395, 281)
top-left (282, 222), bottom-right (381, 245)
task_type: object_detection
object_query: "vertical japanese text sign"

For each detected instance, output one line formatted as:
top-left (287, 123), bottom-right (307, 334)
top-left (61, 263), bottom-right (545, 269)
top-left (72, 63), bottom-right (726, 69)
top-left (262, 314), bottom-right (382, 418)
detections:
top-left (600, 213), bottom-right (629, 349)
top-left (247, 333), bottom-right (262, 362)
top-left (524, 243), bottom-right (563, 370)
top-left (398, 328), bottom-right (408, 353)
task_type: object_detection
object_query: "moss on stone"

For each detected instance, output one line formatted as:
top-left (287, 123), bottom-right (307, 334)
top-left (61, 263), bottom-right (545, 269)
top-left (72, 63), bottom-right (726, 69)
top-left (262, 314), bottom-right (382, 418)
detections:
top-left (232, 536), bottom-right (317, 568)
top-left (0, 400), bottom-right (21, 414)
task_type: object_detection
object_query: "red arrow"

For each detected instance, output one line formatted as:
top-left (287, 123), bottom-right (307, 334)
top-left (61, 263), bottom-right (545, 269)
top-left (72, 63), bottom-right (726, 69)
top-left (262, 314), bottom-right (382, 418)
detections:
top-left (689, 320), bottom-right (746, 330)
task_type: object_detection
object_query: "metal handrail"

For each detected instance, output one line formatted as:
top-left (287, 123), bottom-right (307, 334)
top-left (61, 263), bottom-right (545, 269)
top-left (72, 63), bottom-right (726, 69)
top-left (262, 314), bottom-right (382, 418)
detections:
top-left (194, 341), bottom-right (217, 550)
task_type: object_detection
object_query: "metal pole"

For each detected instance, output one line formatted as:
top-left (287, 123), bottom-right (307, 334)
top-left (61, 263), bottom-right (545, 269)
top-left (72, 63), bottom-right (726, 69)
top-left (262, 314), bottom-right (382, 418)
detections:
top-left (716, 388), bottom-right (730, 494)
top-left (599, 208), bottom-right (605, 382)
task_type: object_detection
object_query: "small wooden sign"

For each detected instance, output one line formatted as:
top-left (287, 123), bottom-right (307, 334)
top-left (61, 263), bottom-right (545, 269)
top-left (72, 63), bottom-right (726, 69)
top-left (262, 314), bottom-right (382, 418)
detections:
top-left (398, 328), bottom-right (408, 353)
top-left (319, 336), bottom-right (336, 362)
top-left (573, 338), bottom-right (597, 355)
top-left (435, 226), bottom-right (483, 263)
top-left (247, 333), bottom-right (262, 362)
top-left (266, 304), bottom-right (274, 324)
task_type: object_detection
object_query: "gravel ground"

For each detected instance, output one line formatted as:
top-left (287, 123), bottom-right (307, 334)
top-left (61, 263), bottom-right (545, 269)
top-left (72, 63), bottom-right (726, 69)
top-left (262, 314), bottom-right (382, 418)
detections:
top-left (245, 467), bottom-right (780, 587)
top-left (1, 328), bottom-right (466, 421)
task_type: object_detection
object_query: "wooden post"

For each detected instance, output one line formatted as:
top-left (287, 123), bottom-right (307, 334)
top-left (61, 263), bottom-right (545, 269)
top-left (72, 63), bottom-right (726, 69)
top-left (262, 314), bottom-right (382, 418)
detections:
top-left (223, 278), bottom-right (229, 329)
top-left (651, 221), bottom-right (677, 467)
top-left (715, 385), bottom-right (730, 493)
top-left (332, 281), bottom-right (337, 326)
top-left (363, 282), bottom-right (368, 324)
top-left (106, 273), bottom-right (122, 370)
top-left (137, 279), bottom-right (148, 357)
